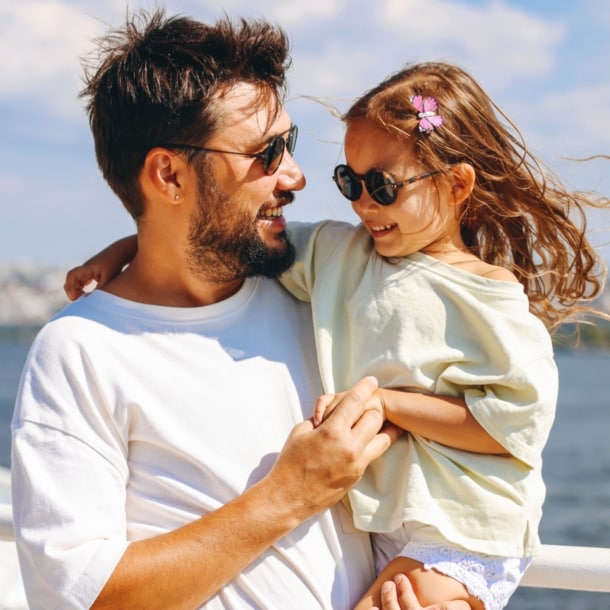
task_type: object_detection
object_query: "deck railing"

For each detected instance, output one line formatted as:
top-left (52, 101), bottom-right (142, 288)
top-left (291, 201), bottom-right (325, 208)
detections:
top-left (1, 491), bottom-right (609, 593)
top-left (520, 544), bottom-right (610, 592)
top-left (0, 506), bottom-right (12, 541)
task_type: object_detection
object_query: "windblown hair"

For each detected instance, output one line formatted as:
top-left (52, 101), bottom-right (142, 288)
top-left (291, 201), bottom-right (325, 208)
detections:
top-left (80, 9), bottom-right (291, 218)
top-left (344, 61), bottom-right (608, 328)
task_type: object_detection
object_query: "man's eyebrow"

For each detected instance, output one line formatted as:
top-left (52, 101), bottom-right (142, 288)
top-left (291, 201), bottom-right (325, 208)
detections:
top-left (263, 125), bottom-right (293, 142)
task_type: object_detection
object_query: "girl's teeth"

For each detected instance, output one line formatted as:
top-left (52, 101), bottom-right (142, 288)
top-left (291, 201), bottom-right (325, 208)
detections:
top-left (371, 224), bottom-right (393, 231)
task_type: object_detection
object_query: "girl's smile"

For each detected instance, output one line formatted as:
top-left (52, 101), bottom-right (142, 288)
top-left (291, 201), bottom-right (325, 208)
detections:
top-left (344, 119), bottom-right (465, 260)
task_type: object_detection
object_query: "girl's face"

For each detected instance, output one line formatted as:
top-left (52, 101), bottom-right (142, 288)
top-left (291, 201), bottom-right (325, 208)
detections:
top-left (344, 119), bottom-right (464, 259)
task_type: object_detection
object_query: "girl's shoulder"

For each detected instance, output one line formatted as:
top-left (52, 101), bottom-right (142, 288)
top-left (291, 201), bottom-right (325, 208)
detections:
top-left (459, 260), bottom-right (519, 283)
top-left (431, 250), bottom-right (519, 283)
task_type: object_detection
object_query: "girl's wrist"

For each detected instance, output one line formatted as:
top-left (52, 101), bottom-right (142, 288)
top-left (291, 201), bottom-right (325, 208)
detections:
top-left (374, 387), bottom-right (389, 420)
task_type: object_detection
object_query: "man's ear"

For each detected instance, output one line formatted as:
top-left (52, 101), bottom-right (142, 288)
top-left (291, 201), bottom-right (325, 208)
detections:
top-left (449, 162), bottom-right (475, 206)
top-left (141, 147), bottom-right (186, 204)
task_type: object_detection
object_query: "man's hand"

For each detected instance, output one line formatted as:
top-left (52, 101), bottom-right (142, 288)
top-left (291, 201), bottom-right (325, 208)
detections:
top-left (375, 574), bottom-right (472, 610)
top-left (263, 377), bottom-right (400, 521)
top-left (313, 385), bottom-right (387, 427)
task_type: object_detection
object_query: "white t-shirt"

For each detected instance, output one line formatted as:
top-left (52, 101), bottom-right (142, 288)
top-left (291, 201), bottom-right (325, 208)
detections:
top-left (281, 221), bottom-right (558, 557)
top-left (11, 277), bottom-right (374, 609)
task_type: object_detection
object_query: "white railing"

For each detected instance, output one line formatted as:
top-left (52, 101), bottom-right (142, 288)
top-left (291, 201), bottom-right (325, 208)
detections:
top-left (0, 504), bottom-right (12, 541)
top-left (520, 544), bottom-right (610, 592)
top-left (1, 462), bottom-right (609, 594)
top-left (0, 467), bottom-right (13, 541)
top-left (2, 506), bottom-right (610, 593)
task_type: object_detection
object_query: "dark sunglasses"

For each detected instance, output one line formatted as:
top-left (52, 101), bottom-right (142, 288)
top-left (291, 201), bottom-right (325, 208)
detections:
top-left (163, 125), bottom-right (298, 175)
top-left (333, 164), bottom-right (442, 205)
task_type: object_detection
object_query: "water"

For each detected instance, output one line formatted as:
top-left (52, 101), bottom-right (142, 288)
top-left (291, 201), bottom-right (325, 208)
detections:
top-left (0, 342), bottom-right (29, 470)
top-left (1, 338), bottom-right (609, 608)
top-left (509, 350), bottom-right (610, 610)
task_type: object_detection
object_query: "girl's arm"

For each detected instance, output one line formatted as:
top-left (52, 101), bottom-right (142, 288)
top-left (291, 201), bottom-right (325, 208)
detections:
top-left (314, 387), bottom-right (507, 455)
top-left (64, 235), bottom-right (138, 301)
top-left (378, 388), bottom-right (508, 454)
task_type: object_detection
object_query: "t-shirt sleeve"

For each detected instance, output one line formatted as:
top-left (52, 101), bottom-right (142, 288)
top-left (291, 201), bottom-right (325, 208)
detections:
top-left (280, 220), bottom-right (355, 302)
top-left (462, 353), bottom-right (557, 467)
top-left (277, 221), bottom-right (321, 302)
top-left (433, 291), bottom-right (558, 468)
top-left (11, 322), bottom-right (130, 609)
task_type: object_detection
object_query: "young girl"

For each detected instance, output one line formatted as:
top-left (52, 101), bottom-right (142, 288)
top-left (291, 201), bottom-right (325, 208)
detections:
top-left (65, 62), bottom-right (608, 610)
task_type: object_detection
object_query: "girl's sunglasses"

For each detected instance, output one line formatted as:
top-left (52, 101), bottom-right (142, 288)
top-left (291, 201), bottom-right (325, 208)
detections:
top-left (332, 164), bottom-right (442, 206)
top-left (164, 125), bottom-right (298, 175)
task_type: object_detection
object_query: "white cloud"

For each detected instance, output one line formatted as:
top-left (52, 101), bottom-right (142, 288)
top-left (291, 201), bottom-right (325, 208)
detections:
top-left (159, 0), bottom-right (345, 25)
top-left (0, 0), bottom-right (347, 120)
top-left (0, 1), bottom-right (125, 118)
top-left (381, 0), bottom-right (565, 85)
top-left (535, 83), bottom-right (610, 159)
top-left (0, 173), bottom-right (26, 197)
top-left (236, 0), bottom-right (346, 25)
top-left (1, 0), bottom-right (609, 264)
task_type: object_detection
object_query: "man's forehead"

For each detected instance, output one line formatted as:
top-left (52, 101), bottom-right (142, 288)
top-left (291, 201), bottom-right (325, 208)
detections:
top-left (214, 82), bottom-right (287, 138)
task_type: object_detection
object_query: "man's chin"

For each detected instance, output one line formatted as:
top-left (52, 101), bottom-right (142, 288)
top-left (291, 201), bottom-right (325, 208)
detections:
top-left (247, 237), bottom-right (296, 279)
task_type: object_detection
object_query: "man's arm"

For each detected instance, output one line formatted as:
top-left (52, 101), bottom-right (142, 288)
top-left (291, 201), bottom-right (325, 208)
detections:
top-left (92, 377), bottom-right (397, 609)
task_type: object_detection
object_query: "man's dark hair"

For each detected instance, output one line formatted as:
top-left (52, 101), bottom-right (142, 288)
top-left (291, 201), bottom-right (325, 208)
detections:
top-left (80, 9), bottom-right (291, 217)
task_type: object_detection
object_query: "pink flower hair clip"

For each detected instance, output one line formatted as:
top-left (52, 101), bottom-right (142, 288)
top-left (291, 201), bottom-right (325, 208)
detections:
top-left (410, 95), bottom-right (444, 133)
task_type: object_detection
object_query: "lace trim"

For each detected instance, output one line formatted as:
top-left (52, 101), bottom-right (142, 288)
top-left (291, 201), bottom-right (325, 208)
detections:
top-left (401, 541), bottom-right (530, 610)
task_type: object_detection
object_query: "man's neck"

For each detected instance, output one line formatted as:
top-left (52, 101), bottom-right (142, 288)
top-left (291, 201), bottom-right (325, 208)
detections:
top-left (102, 256), bottom-right (246, 307)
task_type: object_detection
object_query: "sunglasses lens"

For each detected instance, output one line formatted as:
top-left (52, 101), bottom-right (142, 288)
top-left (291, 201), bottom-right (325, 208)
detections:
top-left (366, 170), bottom-right (396, 205)
top-left (333, 165), bottom-right (361, 200)
top-left (264, 137), bottom-right (285, 174)
top-left (264, 126), bottom-right (298, 175)
top-left (286, 125), bottom-right (298, 155)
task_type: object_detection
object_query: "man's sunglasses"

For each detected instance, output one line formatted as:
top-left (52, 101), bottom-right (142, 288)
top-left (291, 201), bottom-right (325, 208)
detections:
top-left (163, 125), bottom-right (298, 175)
top-left (332, 164), bottom-right (442, 206)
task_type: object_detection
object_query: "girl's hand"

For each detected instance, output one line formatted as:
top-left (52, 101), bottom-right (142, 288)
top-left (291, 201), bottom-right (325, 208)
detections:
top-left (64, 263), bottom-right (106, 301)
top-left (313, 383), bottom-right (386, 427)
top-left (63, 235), bottom-right (139, 301)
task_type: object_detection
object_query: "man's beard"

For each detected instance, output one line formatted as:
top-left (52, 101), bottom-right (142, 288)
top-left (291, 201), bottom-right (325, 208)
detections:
top-left (186, 175), bottom-right (296, 282)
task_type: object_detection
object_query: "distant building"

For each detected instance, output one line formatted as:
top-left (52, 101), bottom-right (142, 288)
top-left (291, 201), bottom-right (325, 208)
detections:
top-left (0, 264), bottom-right (68, 326)
top-left (0, 262), bottom-right (609, 328)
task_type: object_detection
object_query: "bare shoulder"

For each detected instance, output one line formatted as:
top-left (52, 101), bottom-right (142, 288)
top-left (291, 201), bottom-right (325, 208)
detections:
top-left (436, 251), bottom-right (520, 283)
top-left (455, 258), bottom-right (519, 283)
top-left (470, 261), bottom-right (519, 282)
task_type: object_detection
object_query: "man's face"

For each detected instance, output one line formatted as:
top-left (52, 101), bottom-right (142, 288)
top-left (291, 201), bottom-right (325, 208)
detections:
top-left (185, 82), bottom-right (306, 281)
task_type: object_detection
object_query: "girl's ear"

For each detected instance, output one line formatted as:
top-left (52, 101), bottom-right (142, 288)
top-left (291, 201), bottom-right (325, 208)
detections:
top-left (449, 162), bottom-right (475, 205)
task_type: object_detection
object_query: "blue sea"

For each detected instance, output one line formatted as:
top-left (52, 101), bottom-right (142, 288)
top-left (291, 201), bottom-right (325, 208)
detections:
top-left (1, 338), bottom-right (609, 609)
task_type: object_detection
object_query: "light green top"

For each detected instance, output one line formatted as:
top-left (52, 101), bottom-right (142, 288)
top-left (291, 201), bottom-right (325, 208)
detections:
top-left (281, 220), bottom-right (557, 557)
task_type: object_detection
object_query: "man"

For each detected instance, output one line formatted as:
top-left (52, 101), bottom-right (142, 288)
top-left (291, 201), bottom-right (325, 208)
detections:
top-left (12, 10), bottom-right (468, 610)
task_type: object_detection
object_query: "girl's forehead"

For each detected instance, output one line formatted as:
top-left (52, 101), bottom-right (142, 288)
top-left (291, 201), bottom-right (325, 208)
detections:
top-left (345, 119), bottom-right (383, 141)
top-left (345, 121), bottom-right (416, 169)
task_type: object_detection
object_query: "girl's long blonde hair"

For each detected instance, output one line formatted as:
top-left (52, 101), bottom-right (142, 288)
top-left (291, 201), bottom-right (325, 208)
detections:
top-left (344, 61), bottom-right (608, 328)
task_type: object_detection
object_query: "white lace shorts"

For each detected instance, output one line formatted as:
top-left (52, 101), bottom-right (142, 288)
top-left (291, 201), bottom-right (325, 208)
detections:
top-left (372, 525), bottom-right (531, 610)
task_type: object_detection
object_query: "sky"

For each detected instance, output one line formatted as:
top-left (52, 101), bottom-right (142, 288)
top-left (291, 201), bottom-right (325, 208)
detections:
top-left (2, 0), bottom-right (610, 268)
